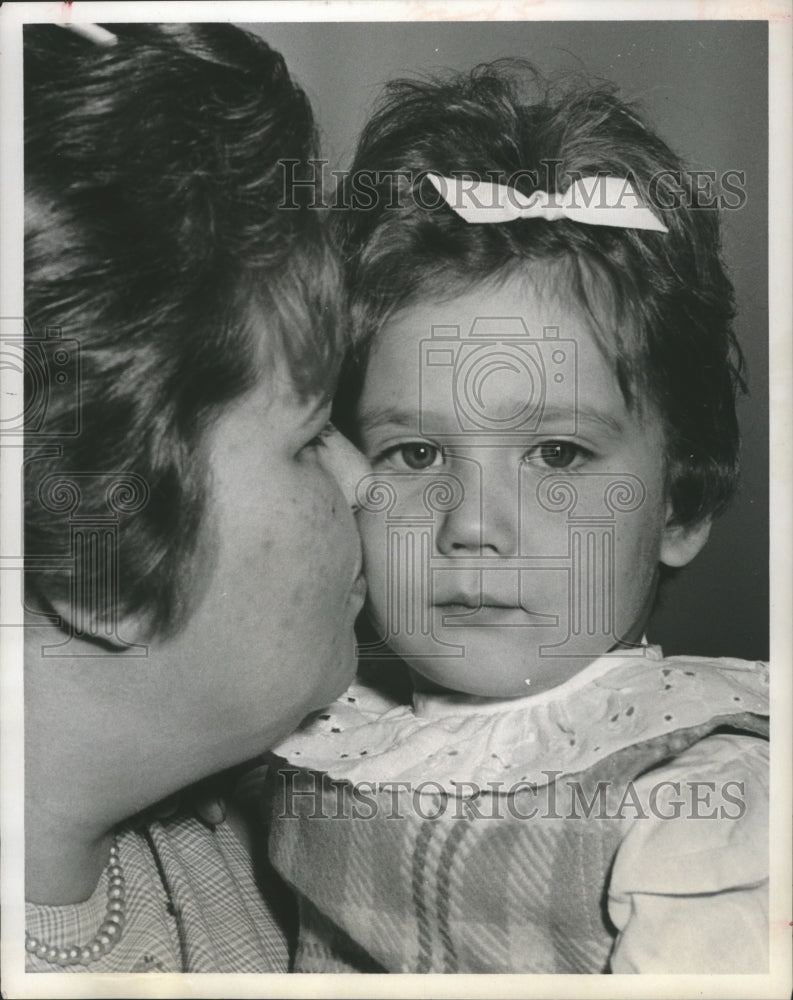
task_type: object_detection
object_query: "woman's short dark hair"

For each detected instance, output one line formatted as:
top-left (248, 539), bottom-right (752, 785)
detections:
top-left (334, 60), bottom-right (745, 529)
top-left (24, 23), bottom-right (342, 639)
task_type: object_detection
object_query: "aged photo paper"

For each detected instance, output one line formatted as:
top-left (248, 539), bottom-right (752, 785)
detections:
top-left (1, 1), bottom-right (790, 998)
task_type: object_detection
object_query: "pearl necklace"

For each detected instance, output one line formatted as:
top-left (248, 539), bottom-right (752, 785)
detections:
top-left (25, 839), bottom-right (126, 966)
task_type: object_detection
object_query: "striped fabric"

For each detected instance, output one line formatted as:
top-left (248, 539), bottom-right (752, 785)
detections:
top-left (269, 714), bottom-right (768, 973)
top-left (26, 813), bottom-right (291, 973)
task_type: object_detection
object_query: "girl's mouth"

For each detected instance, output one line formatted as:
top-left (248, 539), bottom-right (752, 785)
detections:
top-left (434, 602), bottom-right (556, 626)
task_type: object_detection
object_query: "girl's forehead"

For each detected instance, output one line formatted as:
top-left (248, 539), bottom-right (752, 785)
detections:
top-left (375, 268), bottom-right (607, 351)
top-left (390, 258), bottom-right (642, 400)
top-left (358, 262), bottom-right (661, 436)
top-left (365, 277), bottom-right (611, 403)
top-left (389, 256), bottom-right (625, 332)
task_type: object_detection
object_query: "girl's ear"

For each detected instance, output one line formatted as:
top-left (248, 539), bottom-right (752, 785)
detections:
top-left (660, 503), bottom-right (712, 568)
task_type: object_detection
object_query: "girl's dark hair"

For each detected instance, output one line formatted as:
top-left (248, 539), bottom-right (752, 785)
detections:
top-left (24, 23), bottom-right (342, 638)
top-left (334, 60), bottom-right (745, 528)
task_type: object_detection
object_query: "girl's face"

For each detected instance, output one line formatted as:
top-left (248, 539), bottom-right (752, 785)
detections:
top-left (355, 269), bottom-right (708, 697)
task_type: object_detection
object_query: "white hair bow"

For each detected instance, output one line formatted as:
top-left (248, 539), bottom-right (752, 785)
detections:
top-left (61, 23), bottom-right (118, 47)
top-left (427, 173), bottom-right (667, 233)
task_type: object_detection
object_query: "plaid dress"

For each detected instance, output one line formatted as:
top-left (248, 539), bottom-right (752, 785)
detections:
top-left (268, 655), bottom-right (769, 973)
top-left (26, 808), bottom-right (292, 973)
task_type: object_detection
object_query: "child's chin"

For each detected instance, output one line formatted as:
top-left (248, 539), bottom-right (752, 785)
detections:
top-left (409, 668), bottom-right (530, 699)
top-left (407, 652), bottom-right (602, 699)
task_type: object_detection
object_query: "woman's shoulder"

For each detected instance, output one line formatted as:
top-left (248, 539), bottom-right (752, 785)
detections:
top-left (25, 812), bottom-right (290, 973)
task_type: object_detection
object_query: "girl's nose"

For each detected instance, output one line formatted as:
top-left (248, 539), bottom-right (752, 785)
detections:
top-left (319, 426), bottom-right (372, 511)
top-left (435, 454), bottom-right (518, 556)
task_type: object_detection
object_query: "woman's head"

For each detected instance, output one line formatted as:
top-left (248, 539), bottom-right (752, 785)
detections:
top-left (335, 60), bottom-right (745, 530)
top-left (23, 24), bottom-right (369, 779)
top-left (25, 23), bottom-right (352, 637)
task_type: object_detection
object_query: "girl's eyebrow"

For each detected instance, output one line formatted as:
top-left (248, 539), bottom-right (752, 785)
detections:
top-left (539, 405), bottom-right (626, 436)
top-left (359, 403), bottom-right (625, 437)
top-left (356, 404), bottom-right (418, 433)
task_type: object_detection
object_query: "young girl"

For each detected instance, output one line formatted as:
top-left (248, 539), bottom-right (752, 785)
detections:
top-left (268, 62), bottom-right (768, 974)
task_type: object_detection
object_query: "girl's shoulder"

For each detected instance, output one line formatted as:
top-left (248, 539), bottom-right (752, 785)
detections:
top-left (607, 730), bottom-right (769, 972)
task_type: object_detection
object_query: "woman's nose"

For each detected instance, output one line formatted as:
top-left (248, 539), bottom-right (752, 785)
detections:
top-left (435, 455), bottom-right (518, 556)
top-left (320, 426), bottom-right (372, 511)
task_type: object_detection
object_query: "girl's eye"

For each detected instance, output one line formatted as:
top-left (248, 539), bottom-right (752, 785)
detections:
top-left (377, 442), bottom-right (443, 471)
top-left (522, 441), bottom-right (590, 470)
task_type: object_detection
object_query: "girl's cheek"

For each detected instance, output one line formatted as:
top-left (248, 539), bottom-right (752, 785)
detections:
top-left (359, 515), bottom-right (385, 566)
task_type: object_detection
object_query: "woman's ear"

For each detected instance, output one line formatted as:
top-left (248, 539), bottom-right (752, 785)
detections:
top-left (42, 592), bottom-right (150, 652)
top-left (660, 503), bottom-right (712, 568)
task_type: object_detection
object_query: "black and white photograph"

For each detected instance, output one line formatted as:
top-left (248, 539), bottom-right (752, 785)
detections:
top-left (0, 2), bottom-right (790, 997)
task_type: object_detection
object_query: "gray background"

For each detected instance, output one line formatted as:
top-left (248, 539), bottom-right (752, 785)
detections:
top-left (246, 20), bottom-right (769, 661)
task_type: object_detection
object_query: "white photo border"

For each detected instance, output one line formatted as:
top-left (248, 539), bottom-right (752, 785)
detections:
top-left (1, 2), bottom-right (790, 998)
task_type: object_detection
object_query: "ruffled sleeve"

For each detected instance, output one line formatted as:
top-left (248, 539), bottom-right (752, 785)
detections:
top-left (607, 733), bottom-right (768, 973)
